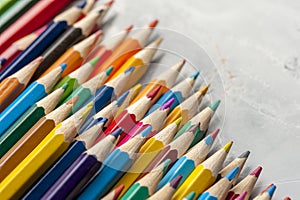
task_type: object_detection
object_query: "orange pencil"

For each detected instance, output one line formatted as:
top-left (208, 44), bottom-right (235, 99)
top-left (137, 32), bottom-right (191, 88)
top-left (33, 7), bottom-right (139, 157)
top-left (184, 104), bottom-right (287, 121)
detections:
top-left (131, 60), bottom-right (185, 104)
top-left (0, 57), bottom-right (43, 112)
top-left (91, 19), bottom-right (159, 77)
top-left (42, 30), bottom-right (103, 78)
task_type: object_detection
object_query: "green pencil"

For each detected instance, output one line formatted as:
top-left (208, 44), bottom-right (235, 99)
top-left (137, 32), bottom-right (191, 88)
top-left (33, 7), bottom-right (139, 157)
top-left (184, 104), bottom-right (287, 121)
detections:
top-left (53, 57), bottom-right (99, 103)
top-left (0, 0), bottom-right (17, 15)
top-left (0, 84), bottom-right (67, 157)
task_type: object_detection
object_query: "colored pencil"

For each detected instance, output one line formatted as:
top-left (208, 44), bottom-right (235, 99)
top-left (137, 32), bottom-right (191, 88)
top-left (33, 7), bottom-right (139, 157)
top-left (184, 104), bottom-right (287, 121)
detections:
top-left (53, 56), bottom-right (99, 103)
top-left (117, 97), bottom-right (174, 147)
top-left (131, 59), bottom-right (185, 104)
top-left (0, 84), bottom-right (67, 157)
top-left (81, 67), bottom-right (135, 121)
top-left (0, 64), bottom-right (66, 136)
top-left (42, 128), bottom-right (122, 200)
top-left (283, 197), bottom-right (291, 200)
top-left (109, 37), bottom-right (163, 87)
top-left (140, 124), bottom-right (199, 179)
top-left (62, 66), bottom-right (112, 112)
top-left (43, 29), bottom-right (103, 78)
top-left (88, 25), bottom-right (133, 77)
top-left (0, 57), bottom-right (42, 112)
top-left (253, 184), bottom-right (276, 200)
top-left (174, 99), bottom-right (221, 148)
top-left (98, 85), bottom-right (161, 144)
top-left (115, 83), bottom-right (142, 118)
top-left (0, 97), bottom-right (76, 182)
top-left (164, 84), bottom-right (209, 128)
top-left (80, 84), bottom-right (141, 133)
top-left (218, 150), bottom-right (250, 185)
top-left (0, 0), bottom-right (17, 15)
top-left (24, 119), bottom-right (107, 199)
top-left (0, 1), bottom-right (85, 81)
top-left (114, 117), bottom-right (182, 197)
top-left (235, 192), bottom-right (247, 200)
top-left (146, 71), bottom-right (199, 115)
top-left (102, 184), bottom-right (125, 200)
top-left (0, 0), bottom-right (38, 32)
top-left (0, 0), bottom-right (72, 54)
top-left (148, 175), bottom-right (182, 200)
top-left (0, 26), bottom-right (46, 71)
top-left (184, 192), bottom-right (197, 200)
top-left (0, 102), bottom-right (92, 199)
top-left (120, 159), bottom-right (171, 200)
top-left (226, 166), bottom-right (263, 200)
top-left (78, 126), bottom-right (152, 199)
top-left (91, 19), bottom-right (159, 77)
top-left (157, 129), bottom-right (219, 190)
top-left (32, 4), bottom-right (110, 80)
top-left (198, 167), bottom-right (240, 200)
top-left (173, 141), bottom-right (233, 199)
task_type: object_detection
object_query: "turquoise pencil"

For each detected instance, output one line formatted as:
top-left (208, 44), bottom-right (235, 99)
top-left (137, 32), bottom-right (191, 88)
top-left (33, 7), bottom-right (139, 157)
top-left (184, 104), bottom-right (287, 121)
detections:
top-left (0, 64), bottom-right (66, 136)
top-left (78, 126), bottom-right (153, 199)
top-left (157, 129), bottom-right (219, 190)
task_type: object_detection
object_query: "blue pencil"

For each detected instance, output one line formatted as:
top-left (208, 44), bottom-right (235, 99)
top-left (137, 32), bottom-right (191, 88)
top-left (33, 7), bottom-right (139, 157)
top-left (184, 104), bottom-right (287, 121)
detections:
top-left (79, 67), bottom-right (134, 120)
top-left (23, 118), bottom-right (107, 199)
top-left (146, 71), bottom-right (199, 115)
top-left (0, 64), bottom-right (66, 136)
top-left (78, 126), bottom-right (153, 200)
top-left (79, 89), bottom-right (130, 133)
top-left (157, 129), bottom-right (219, 190)
top-left (0, 1), bottom-right (85, 82)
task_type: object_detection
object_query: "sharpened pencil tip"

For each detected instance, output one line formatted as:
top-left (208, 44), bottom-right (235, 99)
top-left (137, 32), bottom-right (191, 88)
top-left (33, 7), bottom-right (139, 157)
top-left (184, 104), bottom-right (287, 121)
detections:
top-left (174, 117), bottom-right (182, 127)
top-left (95, 30), bottom-right (103, 38)
top-left (172, 60), bottom-right (185, 72)
top-left (98, 117), bottom-right (108, 124)
top-left (185, 192), bottom-right (196, 200)
top-left (235, 191), bottom-right (247, 200)
top-left (140, 126), bottom-right (152, 137)
top-left (149, 19), bottom-right (159, 28)
top-left (111, 127), bottom-right (123, 138)
top-left (60, 63), bottom-right (67, 71)
top-left (117, 91), bottom-right (129, 106)
top-left (133, 83), bottom-right (142, 92)
top-left (77, 0), bottom-right (87, 9)
top-left (160, 98), bottom-right (174, 110)
top-left (265, 184), bottom-right (276, 197)
top-left (223, 141), bottom-right (233, 153)
top-left (239, 150), bottom-right (250, 158)
top-left (153, 37), bottom-right (163, 46)
top-left (34, 56), bottom-right (44, 63)
top-left (106, 66), bottom-right (113, 76)
top-left (147, 85), bottom-right (161, 99)
top-left (251, 166), bottom-right (263, 177)
top-left (200, 84), bottom-right (210, 95)
top-left (105, 0), bottom-right (114, 7)
top-left (210, 128), bottom-right (219, 140)
top-left (225, 166), bottom-right (240, 181)
top-left (188, 123), bottom-right (199, 135)
top-left (209, 99), bottom-right (221, 111)
top-left (190, 71), bottom-right (200, 80)
top-left (170, 175), bottom-right (182, 189)
top-left (126, 25), bottom-right (134, 32)
top-left (204, 129), bottom-right (218, 145)
top-left (89, 56), bottom-right (100, 67)
top-left (66, 95), bottom-right (79, 105)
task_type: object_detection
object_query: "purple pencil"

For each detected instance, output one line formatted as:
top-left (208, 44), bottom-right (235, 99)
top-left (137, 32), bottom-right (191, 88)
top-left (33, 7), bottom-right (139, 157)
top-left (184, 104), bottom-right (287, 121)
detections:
top-left (41, 128), bottom-right (123, 200)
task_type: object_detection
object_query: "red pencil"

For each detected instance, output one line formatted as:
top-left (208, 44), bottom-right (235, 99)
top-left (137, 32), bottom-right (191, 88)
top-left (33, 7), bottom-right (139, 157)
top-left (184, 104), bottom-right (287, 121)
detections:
top-left (0, 0), bottom-right (72, 53)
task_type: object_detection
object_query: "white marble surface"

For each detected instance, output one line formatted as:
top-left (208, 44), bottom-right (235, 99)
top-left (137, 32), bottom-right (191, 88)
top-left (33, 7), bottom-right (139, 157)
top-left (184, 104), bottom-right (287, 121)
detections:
top-left (96, 0), bottom-right (300, 198)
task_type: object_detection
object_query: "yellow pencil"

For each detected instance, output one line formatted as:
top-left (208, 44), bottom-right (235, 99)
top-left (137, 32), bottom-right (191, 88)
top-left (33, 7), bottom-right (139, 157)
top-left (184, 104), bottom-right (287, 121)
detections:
top-left (163, 84), bottom-right (209, 128)
top-left (173, 141), bottom-right (233, 200)
top-left (0, 102), bottom-right (93, 199)
top-left (113, 117), bottom-right (182, 197)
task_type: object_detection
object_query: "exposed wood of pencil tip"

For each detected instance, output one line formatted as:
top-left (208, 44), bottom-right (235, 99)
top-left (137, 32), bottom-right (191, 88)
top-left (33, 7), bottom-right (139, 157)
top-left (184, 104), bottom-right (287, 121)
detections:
top-left (36, 87), bottom-right (65, 114)
top-left (37, 66), bottom-right (63, 93)
top-left (76, 122), bottom-right (105, 149)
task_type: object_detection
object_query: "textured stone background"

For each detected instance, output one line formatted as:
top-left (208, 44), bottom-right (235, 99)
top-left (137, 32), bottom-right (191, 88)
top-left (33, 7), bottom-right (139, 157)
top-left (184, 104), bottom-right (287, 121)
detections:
top-left (96, 0), bottom-right (300, 198)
